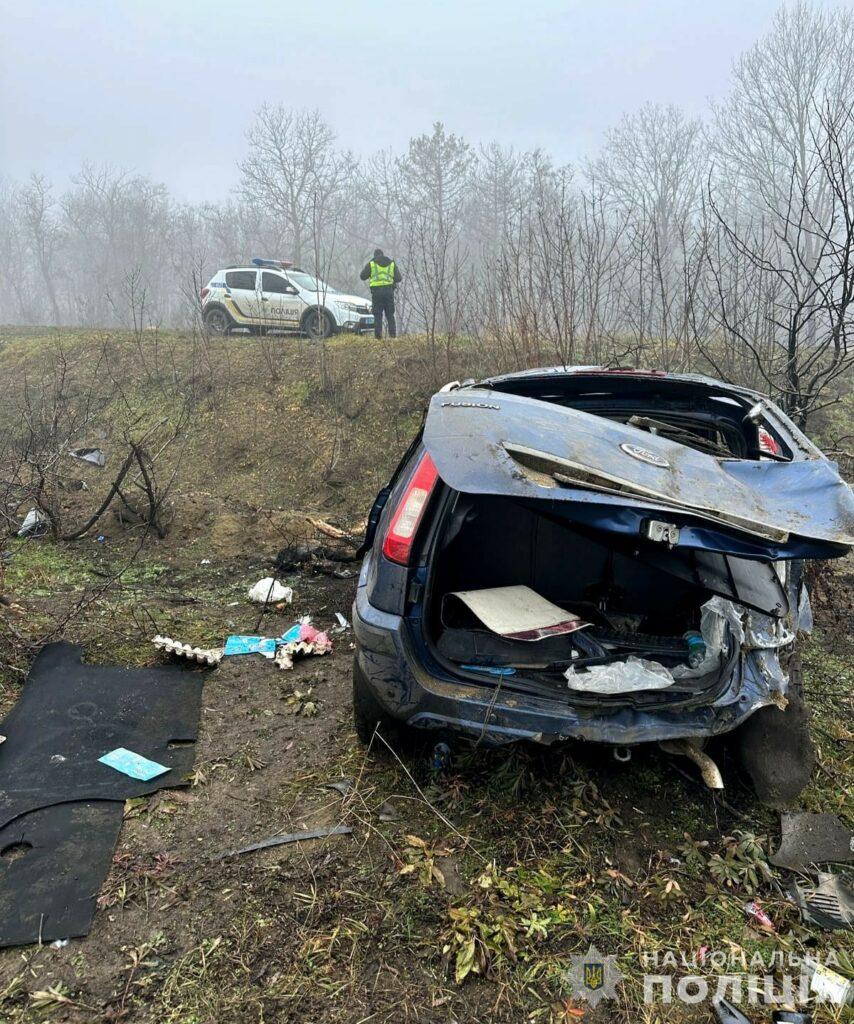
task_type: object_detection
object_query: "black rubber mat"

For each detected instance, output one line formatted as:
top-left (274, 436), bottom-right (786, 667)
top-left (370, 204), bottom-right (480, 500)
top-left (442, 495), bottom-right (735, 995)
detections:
top-left (0, 801), bottom-right (123, 946)
top-left (0, 642), bottom-right (203, 829)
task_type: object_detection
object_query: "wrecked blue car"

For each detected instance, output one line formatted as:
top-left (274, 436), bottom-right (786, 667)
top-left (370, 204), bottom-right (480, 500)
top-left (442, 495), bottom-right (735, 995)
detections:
top-left (352, 368), bottom-right (854, 802)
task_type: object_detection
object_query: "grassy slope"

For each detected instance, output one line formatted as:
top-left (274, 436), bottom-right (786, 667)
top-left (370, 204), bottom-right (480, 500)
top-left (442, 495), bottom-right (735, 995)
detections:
top-left (0, 329), bottom-right (851, 1024)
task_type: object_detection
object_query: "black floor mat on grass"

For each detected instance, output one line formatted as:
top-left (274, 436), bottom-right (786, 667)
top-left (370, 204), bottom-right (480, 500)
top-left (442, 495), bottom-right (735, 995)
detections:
top-left (0, 642), bottom-right (203, 829)
top-left (0, 801), bottom-right (124, 947)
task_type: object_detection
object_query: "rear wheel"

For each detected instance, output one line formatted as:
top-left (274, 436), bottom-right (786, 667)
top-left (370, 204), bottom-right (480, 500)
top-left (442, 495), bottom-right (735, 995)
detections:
top-left (303, 307), bottom-right (335, 340)
top-left (735, 653), bottom-right (815, 806)
top-left (353, 654), bottom-right (414, 752)
top-left (203, 307), bottom-right (232, 335)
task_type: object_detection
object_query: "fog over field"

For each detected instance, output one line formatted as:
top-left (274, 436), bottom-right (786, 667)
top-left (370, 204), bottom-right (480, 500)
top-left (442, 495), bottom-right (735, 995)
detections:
top-left (2, 1), bottom-right (854, 424)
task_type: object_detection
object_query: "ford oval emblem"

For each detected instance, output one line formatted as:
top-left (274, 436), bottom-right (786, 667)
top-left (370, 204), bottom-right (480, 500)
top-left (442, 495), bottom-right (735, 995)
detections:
top-left (620, 442), bottom-right (670, 468)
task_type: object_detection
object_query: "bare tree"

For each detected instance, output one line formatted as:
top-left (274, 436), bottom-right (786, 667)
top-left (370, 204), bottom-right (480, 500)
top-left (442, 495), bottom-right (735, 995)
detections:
top-left (706, 100), bottom-right (854, 425)
top-left (239, 107), bottom-right (350, 265)
top-left (19, 175), bottom-right (64, 325)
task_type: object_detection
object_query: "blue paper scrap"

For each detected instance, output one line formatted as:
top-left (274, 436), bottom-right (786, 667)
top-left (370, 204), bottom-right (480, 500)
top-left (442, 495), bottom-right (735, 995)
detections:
top-left (224, 635), bottom-right (277, 658)
top-left (98, 747), bottom-right (170, 782)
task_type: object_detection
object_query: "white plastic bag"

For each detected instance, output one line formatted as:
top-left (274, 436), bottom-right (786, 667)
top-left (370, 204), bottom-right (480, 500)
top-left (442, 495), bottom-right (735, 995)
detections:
top-left (565, 656), bottom-right (674, 694)
top-left (247, 578), bottom-right (293, 605)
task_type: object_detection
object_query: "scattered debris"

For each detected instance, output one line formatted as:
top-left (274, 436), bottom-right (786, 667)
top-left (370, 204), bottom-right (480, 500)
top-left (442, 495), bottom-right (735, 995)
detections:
top-left (274, 623), bottom-right (332, 670)
top-left (742, 900), bottom-right (776, 932)
top-left (50, 939), bottom-right (69, 949)
top-left (430, 741), bottom-right (452, 774)
top-left (712, 995), bottom-right (753, 1024)
top-left (791, 872), bottom-right (854, 931)
top-left (219, 825), bottom-right (353, 859)
top-left (804, 956), bottom-right (853, 1005)
top-left (223, 635), bottom-right (277, 658)
top-left (17, 508), bottom-right (47, 537)
top-left (247, 578), bottom-right (293, 605)
top-left (69, 447), bottom-right (106, 468)
top-left (98, 748), bottom-right (170, 782)
top-left (378, 801), bottom-right (401, 822)
top-left (153, 635), bottom-right (223, 666)
top-left (332, 611), bottom-right (350, 633)
top-left (323, 779), bottom-right (354, 797)
top-left (307, 517), bottom-right (351, 541)
top-left (660, 738), bottom-right (724, 789)
top-left (770, 812), bottom-right (854, 870)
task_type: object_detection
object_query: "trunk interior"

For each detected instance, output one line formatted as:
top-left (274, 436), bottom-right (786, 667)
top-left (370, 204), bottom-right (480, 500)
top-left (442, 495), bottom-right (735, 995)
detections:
top-left (424, 493), bottom-right (737, 701)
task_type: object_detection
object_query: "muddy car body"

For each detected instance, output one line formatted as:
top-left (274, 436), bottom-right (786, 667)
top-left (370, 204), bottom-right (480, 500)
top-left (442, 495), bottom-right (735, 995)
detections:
top-left (352, 368), bottom-right (854, 795)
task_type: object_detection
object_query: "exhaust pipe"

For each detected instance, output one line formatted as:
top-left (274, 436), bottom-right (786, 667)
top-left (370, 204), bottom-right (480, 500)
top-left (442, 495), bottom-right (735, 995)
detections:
top-left (613, 746), bottom-right (632, 763)
top-left (660, 738), bottom-right (724, 790)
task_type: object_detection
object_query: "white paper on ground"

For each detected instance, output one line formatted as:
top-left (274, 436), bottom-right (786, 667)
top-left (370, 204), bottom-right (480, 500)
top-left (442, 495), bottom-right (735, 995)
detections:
top-left (449, 585), bottom-right (587, 641)
top-left (565, 656), bottom-right (674, 694)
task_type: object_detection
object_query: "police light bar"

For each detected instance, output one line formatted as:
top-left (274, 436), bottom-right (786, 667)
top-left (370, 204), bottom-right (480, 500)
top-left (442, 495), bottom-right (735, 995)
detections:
top-left (251, 257), bottom-right (294, 269)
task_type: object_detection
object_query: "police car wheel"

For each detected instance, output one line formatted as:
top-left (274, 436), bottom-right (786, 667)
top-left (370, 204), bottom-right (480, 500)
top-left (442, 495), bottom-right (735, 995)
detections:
top-left (303, 308), bottom-right (334, 340)
top-left (204, 308), bottom-right (231, 335)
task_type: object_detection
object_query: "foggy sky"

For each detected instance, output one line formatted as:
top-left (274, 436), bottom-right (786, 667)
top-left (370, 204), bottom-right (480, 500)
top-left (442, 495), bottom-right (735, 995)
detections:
top-left (1, 0), bottom-right (846, 201)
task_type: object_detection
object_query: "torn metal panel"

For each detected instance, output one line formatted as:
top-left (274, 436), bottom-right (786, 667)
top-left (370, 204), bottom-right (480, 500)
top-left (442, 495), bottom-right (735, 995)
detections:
top-left (792, 872), bottom-right (854, 931)
top-left (423, 389), bottom-right (854, 548)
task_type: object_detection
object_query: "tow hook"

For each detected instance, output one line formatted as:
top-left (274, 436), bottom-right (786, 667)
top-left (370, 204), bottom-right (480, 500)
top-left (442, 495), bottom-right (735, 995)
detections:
top-left (660, 738), bottom-right (725, 790)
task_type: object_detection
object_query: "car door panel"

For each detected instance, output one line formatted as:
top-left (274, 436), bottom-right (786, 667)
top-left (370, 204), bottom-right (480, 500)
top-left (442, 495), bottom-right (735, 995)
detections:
top-left (224, 270), bottom-right (260, 322)
top-left (260, 271), bottom-right (304, 328)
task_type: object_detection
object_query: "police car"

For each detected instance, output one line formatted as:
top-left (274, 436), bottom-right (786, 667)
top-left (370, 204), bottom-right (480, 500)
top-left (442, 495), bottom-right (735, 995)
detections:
top-left (200, 258), bottom-right (374, 338)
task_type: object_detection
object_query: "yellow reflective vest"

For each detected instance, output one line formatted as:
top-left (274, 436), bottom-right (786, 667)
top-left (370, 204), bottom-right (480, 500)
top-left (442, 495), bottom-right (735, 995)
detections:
top-left (369, 260), bottom-right (395, 287)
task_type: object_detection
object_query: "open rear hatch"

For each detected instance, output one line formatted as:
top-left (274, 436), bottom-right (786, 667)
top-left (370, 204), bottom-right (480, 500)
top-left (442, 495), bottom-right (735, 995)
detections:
top-left (420, 380), bottom-right (854, 700)
top-left (424, 388), bottom-right (854, 557)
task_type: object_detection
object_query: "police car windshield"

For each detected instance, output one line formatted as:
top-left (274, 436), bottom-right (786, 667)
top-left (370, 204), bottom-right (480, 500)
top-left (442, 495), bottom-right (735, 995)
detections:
top-left (288, 272), bottom-right (337, 294)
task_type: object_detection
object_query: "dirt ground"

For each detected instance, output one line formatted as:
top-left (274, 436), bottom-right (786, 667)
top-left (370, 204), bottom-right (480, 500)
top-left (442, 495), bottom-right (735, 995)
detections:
top-left (0, 330), bottom-right (852, 1023)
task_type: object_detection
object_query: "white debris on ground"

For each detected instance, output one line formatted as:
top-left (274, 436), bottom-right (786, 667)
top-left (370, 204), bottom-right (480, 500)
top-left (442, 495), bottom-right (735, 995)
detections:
top-left (247, 578), bottom-right (293, 604)
top-left (152, 636), bottom-right (224, 666)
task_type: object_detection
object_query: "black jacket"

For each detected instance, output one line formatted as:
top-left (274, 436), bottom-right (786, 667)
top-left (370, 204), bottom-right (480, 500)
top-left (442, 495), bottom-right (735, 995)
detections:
top-left (360, 255), bottom-right (402, 287)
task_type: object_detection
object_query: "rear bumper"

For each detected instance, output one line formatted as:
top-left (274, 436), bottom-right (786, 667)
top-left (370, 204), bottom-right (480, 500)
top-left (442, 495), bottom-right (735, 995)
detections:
top-left (353, 584), bottom-right (782, 746)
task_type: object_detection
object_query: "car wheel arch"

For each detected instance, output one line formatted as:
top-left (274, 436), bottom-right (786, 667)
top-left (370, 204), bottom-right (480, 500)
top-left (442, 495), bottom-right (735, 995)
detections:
top-left (203, 304), bottom-right (234, 334)
top-left (301, 306), bottom-right (337, 339)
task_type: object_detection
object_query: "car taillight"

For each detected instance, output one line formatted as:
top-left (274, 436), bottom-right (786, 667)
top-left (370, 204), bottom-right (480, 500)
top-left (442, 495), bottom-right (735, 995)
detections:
top-left (200, 287), bottom-right (210, 301)
top-left (758, 427), bottom-right (781, 455)
top-left (382, 453), bottom-right (439, 566)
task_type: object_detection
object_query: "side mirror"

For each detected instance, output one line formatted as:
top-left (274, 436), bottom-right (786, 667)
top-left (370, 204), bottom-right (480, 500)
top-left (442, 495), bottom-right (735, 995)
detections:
top-left (285, 285), bottom-right (299, 295)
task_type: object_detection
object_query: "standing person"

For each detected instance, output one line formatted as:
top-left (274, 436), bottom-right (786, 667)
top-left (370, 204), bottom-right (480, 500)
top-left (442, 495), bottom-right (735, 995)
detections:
top-left (360, 248), bottom-right (401, 339)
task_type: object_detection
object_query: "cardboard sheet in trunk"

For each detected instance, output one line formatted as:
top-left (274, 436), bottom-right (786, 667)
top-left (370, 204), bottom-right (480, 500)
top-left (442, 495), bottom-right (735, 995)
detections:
top-left (448, 586), bottom-right (587, 641)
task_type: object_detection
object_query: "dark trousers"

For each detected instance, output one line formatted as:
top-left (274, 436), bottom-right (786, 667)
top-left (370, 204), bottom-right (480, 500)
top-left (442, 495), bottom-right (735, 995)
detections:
top-left (371, 288), bottom-right (396, 338)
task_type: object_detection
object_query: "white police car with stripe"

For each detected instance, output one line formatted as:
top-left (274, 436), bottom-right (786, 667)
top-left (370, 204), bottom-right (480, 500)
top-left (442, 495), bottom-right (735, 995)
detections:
top-left (200, 258), bottom-right (374, 339)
